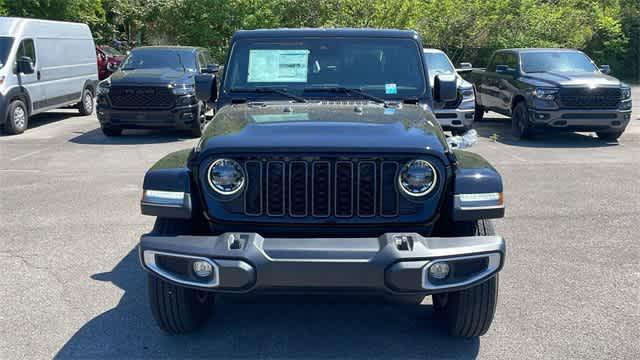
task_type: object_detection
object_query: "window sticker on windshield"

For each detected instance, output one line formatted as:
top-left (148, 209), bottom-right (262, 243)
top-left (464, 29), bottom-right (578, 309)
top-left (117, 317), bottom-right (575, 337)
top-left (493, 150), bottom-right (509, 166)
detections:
top-left (385, 83), bottom-right (398, 94)
top-left (248, 49), bottom-right (309, 83)
top-left (384, 108), bottom-right (396, 115)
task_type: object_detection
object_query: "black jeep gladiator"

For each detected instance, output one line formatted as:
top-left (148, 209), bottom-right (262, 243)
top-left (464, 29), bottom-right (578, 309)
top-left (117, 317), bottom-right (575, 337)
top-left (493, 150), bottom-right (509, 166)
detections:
top-left (464, 48), bottom-right (632, 140)
top-left (96, 46), bottom-right (218, 137)
top-left (138, 29), bottom-right (506, 337)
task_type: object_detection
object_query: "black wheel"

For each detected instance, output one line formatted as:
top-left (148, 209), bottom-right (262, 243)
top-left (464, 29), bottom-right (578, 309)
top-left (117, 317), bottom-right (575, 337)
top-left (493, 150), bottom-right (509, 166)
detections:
top-left (101, 125), bottom-right (122, 136)
top-left (433, 219), bottom-right (499, 337)
top-left (78, 88), bottom-right (94, 116)
top-left (511, 101), bottom-right (532, 139)
top-left (451, 126), bottom-right (471, 136)
top-left (4, 99), bottom-right (29, 135)
top-left (190, 102), bottom-right (206, 137)
top-left (473, 93), bottom-right (484, 122)
top-left (596, 131), bottom-right (624, 141)
top-left (147, 218), bottom-right (214, 334)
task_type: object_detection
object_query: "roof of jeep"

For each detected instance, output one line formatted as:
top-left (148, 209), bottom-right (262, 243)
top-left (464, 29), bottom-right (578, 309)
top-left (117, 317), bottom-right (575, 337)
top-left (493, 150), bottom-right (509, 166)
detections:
top-left (232, 28), bottom-right (420, 40)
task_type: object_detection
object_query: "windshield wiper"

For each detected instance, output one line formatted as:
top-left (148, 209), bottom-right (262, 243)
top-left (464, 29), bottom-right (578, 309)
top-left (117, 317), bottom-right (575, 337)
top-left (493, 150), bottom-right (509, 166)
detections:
top-left (230, 87), bottom-right (306, 103)
top-left (303, 86), bottom-right (386, 104)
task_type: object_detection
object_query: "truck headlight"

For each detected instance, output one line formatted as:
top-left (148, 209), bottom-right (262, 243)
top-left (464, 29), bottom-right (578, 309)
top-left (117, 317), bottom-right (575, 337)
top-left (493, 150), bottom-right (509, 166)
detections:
top-left (208, 159), bottom-right (245, 195)
top-left (97, 80), bottom-right (110, 95)
top-left (621, 86), bottom-right (631, 100)
top-left (398, 160), bottom-right (437, 197)
top-left (532, 87), bottom-right (559, 101)
top-left (172, 84), bottom-right (195, 96)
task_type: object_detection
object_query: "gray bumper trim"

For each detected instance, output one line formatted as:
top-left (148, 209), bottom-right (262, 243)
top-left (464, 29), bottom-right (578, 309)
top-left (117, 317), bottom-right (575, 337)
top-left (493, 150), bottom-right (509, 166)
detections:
top-left (140, 232), bottom-right (505, 294)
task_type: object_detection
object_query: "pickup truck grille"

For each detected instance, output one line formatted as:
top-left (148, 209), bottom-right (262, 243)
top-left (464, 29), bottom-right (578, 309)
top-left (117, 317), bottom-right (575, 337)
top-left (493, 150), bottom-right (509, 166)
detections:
top-left (243, 159), bottom-right (400, 218)
top-left (558, 87), bottom-right (621, 109)
top-left (109, 86), bottom-right (175, 109)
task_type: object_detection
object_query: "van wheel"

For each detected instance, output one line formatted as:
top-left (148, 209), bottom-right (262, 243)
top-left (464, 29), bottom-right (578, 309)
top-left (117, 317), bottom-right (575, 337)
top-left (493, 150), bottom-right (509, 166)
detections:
top-left (101, 125), bottom-right (122, 136)
top-left (78, 88), bottom-right (94, 116)
top-left (4, 99), bottom-right (29, 135)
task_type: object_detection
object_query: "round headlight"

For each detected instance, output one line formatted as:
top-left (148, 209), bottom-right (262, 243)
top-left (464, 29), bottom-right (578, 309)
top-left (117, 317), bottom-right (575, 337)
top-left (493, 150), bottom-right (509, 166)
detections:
top-left (398, 160), bottom-right (437, 197)
top-left (207, 159), bottom-right (245, 195)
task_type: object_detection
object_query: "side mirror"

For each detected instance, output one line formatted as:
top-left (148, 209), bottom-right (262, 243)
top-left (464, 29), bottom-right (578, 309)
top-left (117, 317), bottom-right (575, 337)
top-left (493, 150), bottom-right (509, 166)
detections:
top-left (194, 74), bottom-right (217, 102)
top-left (495, 65), bottom-right (515, 76)
top-left (434, 74), bottom-right (458, 102)
top-left (457, 62), bottom-right (473, 73)
top-left (599, 64), bottom-right (611, 74)
top-left (202, 64), bottom-right (219, 74)
top-left (16, 56), bottom-right (35, 74)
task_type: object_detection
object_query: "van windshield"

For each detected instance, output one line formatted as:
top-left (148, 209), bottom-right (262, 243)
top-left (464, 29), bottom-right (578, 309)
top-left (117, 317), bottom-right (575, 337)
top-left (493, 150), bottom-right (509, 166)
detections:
top-left (0, 37), bottom-right (15, 69)
top-left (121, 48), bottom-right (197, 72)
top-left (224, 37), bottom-right (427, 99)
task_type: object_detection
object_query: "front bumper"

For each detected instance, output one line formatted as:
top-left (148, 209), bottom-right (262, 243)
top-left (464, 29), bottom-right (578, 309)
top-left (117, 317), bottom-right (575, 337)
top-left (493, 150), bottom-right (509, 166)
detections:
top-left (434, 108), bottom-right (475, 129)
top-left (529, 107), bottom-right (632, 132)
top-left (96, 96), bottom-right (199, 130)
top-left (139, 232), bottom-right (505, 295)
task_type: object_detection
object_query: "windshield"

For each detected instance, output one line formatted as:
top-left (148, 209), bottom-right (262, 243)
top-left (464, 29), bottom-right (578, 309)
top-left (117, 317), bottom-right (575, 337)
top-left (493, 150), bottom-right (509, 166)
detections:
top-left (121, 49), bottom-right (197, 72)
top-left (100, 45), bottom-right (121, 57)
top-left (0, 37), bottom-right (15, 69)
top-left (521, 51), bottom-right (598, 73)
top-left (224, 37), bottom-right (426, 99)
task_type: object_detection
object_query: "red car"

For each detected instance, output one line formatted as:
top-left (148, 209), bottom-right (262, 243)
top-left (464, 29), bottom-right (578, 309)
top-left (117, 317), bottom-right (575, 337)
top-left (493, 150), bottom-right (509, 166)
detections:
top-left (96, 45), bottom-right (125, 80)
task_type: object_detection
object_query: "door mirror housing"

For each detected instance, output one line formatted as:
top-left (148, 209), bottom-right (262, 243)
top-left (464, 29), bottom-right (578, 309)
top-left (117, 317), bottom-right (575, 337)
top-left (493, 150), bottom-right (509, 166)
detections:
top-left (195, 74), bottom-right (217, 102)
top-left (599, 64), bottom-right (611, 74)
top-left (434, 74), bottom-right (458, 102)
top-left (16, 56), bottom-right (35, 74)
top-left (202, 64), bottom-right (219, 74)
top-left (495, 64), bottom-right (515, 76)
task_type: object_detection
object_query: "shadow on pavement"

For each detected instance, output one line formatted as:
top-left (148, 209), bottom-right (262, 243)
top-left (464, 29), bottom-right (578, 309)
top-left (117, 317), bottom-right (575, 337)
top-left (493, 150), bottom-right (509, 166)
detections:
top-left (55, 248), bottom-right (480, 359)
top-left (69, 127), bottom-right (194, 145)
top-left (0, 111), bottom-right (82, 136)
top-left (474, 116), bottom-right (620, 148)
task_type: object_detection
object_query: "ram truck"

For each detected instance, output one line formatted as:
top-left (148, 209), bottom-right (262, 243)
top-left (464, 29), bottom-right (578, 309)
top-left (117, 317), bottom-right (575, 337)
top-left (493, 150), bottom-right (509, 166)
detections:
top-left (138, 29), bottom-right (506, 337)
top-left (464, 48), bottom-right (632, 140)
top-left (96, 46), bottom-right (218, 137)
top-left (423, 48), bottom-right (475, 134)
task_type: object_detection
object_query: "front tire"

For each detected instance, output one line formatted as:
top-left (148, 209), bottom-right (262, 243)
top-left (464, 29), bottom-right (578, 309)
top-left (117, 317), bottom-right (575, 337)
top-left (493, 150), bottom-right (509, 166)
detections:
top-left (101, 125), bottom-right (122, 137)
top-left (78, 88), bottom-right (94, 116)
top-left (147, 218), bottom-right (214, 334)
top-left (511, 101), bottom-right (532, 139)
top-left (4, 99), bottom-right (29, 135)
top-left (596, 130), bottom-right (624, 141)
top-left (433, 219), bottom-right (499, 337)
top-left (190, 102), bottom-right (206, 137)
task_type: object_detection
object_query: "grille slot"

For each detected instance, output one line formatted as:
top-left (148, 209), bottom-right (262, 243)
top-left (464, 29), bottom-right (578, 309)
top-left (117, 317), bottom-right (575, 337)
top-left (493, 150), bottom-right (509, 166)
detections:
top-left (558, 87), bottom-right (621, 109)
top-left (109, 86), bottom-right (175, 109)
top-left (243, 159), bottom-right (400, 219)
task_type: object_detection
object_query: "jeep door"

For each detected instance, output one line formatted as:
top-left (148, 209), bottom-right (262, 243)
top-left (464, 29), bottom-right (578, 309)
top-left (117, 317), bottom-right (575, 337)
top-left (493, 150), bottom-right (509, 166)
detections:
top-left (14, 38), bottom-right (45, 113)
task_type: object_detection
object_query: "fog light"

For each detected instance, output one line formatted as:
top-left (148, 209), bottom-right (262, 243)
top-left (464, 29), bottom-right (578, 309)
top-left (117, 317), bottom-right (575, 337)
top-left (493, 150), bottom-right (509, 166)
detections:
top-left (192, 261), bottom-right (213, 277)
top-left (429, 262), bottom-right (450, 280)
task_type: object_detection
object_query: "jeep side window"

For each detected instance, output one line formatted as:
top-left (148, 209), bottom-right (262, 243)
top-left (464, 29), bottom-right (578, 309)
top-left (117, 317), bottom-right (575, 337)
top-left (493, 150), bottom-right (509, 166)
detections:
top-left (198, 51), bottom-right (207, 71)
top-left (17, 38), bottom-right (36, 65)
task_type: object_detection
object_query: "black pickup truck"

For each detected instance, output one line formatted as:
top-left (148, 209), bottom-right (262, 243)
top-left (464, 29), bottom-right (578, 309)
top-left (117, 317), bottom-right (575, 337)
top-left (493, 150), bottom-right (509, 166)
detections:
top-left (464, 48), bottom-right (632, 140)
top-left (137, 29), bottom-right (506, 337)
top-left (96, 46), bottom-right (218, 137)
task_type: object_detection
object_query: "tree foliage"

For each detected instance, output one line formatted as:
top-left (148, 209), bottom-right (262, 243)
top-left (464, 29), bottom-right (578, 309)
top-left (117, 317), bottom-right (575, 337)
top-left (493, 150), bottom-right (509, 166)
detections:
top-left (0, 0), bottom-right (637, 80)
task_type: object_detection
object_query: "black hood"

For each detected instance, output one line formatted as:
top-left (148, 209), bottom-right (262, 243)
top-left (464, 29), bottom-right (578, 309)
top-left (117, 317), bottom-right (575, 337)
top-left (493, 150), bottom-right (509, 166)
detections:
top-left (521, 71), bottom-right (623, 88)
top-left (109, 68), bottom-right (193, 86)
top-left (197, 102), bottom-right (448, 160)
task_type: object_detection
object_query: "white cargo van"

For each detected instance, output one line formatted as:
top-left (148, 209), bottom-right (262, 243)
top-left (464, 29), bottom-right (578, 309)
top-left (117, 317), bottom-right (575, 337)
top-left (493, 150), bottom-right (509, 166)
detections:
top-left (0, 17), bottom-right (98, 134)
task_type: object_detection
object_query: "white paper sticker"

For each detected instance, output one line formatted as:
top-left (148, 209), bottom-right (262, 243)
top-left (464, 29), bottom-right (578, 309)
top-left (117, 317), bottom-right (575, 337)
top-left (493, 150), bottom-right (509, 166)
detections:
top-left (247, 49), bottom-right (309, 83)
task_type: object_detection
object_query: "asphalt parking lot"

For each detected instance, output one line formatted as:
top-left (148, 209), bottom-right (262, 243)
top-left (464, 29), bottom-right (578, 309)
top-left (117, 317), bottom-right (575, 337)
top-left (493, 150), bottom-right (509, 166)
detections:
top-left (1, 87), bottom-right (639, 359)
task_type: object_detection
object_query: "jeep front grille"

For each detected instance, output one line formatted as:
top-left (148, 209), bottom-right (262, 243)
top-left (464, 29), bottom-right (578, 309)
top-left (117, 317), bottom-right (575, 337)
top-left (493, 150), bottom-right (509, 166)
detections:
top-left (243, 159), bottom-right (400, 218)
top-left (558, 87), bottom-right (621, 109)
top-left (109, 86), bottom-right (175, 109)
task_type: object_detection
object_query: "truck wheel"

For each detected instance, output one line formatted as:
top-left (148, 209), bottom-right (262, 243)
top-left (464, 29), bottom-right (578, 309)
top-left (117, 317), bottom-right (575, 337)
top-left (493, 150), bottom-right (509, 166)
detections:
top-left (147, 217), bottom-right (214, 334)
top-left (148, 274), bottom-right (214, 334)
top-left (4, 99), bottom-right (29, 135)
top-left (511, 101), bottom-right (532, 139)
top-left (101, 125), bottom-right (122, 137)
top-left (433, 219), bottom-right (499, 337)
top-left (190, 102), bottom-right (206, 138)
top-left (474, 104), bottom-right (484, 122)
top-left (596, 131), bottom-right (624, 141)
top-left (78, 88), bottom-right (94, 116)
